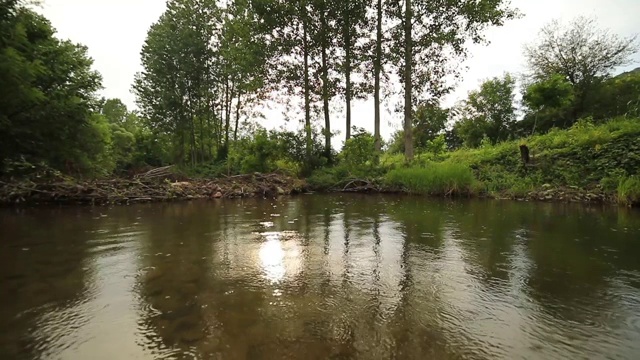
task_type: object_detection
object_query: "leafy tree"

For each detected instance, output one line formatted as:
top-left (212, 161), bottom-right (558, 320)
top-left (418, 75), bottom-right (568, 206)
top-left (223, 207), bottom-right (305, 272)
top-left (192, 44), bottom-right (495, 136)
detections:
top-left (252, 0), bottom-right (318, 161)
top-left (0, 6), bottom-right (103, 174)
top-left (413, 101), bottom-right (448, 150)
top-left (521, 74), bottom-right (575, 134)
top-left (336, 0), bottom-right (368, 142)
top-left (455, 74), bottom-right (517, 147)
top-left (134, 0), bottom-right (270, 166)
top-left (340, 127), bottom-right (376, 168)
top-left (388, 102), bottom-right (449, 153)
top-left (386, 0), bottom-right (518, 161)
top-left (524, 16), bottom-right (639, 122)
top-left (588, 68), bottom-right (640, 120)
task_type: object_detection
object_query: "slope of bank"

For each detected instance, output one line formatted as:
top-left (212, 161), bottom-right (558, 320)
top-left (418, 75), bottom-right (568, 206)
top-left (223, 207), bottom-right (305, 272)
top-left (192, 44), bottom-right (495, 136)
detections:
top-left (309, 117), bottom-right (640, 206)
top-left (447, 117), bottom-right (640, 206)
top-left (0, 172), bottom-right (305, 206)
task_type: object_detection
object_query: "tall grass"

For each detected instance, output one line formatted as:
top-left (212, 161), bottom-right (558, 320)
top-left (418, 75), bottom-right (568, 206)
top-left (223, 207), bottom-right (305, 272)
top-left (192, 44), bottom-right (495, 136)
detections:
top-left (617, 175), bottom-right (640, 206)
top-left (384, 162), bottom-right (478, 196)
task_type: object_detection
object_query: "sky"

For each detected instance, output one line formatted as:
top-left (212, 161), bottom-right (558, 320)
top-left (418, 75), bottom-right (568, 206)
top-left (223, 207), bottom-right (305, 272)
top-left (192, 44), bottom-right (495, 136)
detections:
top-left (37, 0), bottom-right (640, 147)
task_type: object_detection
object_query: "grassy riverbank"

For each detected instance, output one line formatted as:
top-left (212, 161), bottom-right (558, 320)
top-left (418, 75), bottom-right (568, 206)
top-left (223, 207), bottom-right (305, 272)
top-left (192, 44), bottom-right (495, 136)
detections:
top-left (2, 118), bottom-right (639, 207)
top-left (309, 117), bottom-right (640, 206)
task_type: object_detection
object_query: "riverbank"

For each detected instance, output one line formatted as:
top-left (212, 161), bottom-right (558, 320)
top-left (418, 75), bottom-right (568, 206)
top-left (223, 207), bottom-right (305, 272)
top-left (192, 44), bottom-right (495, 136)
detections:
top-left (0, 172), bottom-right (306, 206)
top-left (307, 117), bottom-right (640, 207)
top-left (0, 174), bottom-right (623, 207)
top-left (3, 118), bottom-right (639, 207)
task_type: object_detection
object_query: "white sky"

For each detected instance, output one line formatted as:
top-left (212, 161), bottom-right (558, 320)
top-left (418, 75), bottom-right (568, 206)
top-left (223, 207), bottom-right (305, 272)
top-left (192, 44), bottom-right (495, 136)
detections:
top-left (38, 0), bottom-right (639, 147)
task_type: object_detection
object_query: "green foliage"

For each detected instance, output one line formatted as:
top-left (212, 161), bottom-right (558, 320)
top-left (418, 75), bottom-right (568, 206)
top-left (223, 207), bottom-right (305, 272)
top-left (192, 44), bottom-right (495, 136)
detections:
top-left (340, 127), bottom-right (376, 168)
top-left (455, 74), bottom-right (518, 147)
top-left (384, 163), bottom-right (477, 196)
top-left (617, 175), bottom-right (640, 206)
top-left (588, 70), bottom-right (640, 120)
top-left (306, 167), bottom-right (349, 190)
top-left (524, 16), bottom-right (639, 124)
top-left (425, 134), bottom-right (447, 159)
top-left (522, 74), bottom-right (575, 134)
top-left (0, 6), bottom-right (103, 175)
top-left (445, 117), bottom-right (640, 193)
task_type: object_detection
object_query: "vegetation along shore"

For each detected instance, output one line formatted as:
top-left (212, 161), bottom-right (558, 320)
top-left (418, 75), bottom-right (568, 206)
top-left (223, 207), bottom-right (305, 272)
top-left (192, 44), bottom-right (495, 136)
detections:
top-left (1, 1), bottom-right (639, 207)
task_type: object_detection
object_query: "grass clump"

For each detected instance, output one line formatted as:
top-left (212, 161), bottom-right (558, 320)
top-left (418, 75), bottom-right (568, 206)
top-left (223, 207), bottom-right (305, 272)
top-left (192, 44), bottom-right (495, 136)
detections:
top-left (617, 175), bottom-right (640, 206)
top-left (384, 162), bottom-right (478, 196)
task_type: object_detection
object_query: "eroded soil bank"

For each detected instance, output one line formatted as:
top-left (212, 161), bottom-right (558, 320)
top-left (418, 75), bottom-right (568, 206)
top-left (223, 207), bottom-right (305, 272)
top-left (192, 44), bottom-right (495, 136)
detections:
top-left (0, 172), bottom-right (306, 206)
top-left (0, 172), bottom-right (629, 207)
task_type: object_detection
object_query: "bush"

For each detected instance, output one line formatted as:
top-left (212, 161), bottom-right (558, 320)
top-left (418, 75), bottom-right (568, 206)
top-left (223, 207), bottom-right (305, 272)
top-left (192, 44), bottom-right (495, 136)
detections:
top-left (307, 167), bottom-right (344, 190)
top-left (341, 129), bottom-right (376, 168)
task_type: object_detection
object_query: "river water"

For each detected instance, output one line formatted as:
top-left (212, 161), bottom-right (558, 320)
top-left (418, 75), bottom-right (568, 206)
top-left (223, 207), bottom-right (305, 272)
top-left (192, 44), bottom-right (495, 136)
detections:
top-left (1, 195), bottom-right (640, 360)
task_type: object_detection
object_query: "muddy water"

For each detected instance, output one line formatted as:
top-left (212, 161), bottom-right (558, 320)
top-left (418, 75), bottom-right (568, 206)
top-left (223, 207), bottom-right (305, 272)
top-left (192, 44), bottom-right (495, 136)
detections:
top-left (1, 195), bottom-right (640, 359)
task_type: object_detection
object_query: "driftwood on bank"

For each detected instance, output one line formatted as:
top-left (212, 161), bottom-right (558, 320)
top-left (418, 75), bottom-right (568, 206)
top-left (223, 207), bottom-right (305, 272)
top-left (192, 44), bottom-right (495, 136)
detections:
top-left (134, 165), bottom-right (175, 180)
top-left (0, 169), bottom-right (305, 206)
top-left (333, 178), bottom-right (381, 193)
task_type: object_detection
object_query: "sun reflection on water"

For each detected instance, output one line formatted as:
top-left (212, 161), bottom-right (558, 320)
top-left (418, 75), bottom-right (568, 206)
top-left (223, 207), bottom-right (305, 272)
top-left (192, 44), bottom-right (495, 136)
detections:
top-left (258, 231), bottom-right (302, 283)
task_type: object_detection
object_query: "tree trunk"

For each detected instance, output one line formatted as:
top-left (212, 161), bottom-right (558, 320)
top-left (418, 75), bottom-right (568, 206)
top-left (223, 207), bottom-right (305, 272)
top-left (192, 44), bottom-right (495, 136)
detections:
top-left (344, 0), bottom-right (352, 142)
top-left (403, 0), bottom-right (414, 162)
top-left (302, 6), bottom-right (312, 161)
top-left (234, 92), bottom-right (242, 142)
top-left (224, 77), bottom-right (230, 147)
top-left (320, 1), bottom-right (331, 159)
top-left (199, 105), bottom-right (205, 163)
top-left (374, 0), bottom-right (382, 153)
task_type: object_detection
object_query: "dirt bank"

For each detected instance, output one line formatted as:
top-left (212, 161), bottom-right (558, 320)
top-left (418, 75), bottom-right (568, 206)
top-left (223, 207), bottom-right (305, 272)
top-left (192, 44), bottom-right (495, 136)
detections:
top-left (0, 172), bottom-right (306, 206)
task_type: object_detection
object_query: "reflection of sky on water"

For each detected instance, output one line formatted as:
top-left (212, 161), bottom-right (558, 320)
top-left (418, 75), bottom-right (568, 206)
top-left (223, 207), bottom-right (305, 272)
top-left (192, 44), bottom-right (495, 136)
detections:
top-left (258, 231), bottom-right (302, 284)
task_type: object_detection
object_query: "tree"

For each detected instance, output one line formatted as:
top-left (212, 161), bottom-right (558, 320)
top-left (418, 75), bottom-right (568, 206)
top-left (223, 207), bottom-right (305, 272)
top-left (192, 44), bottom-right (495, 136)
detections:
top-left (0, 6), bottom-right (103, 174)
top-left (133, 0), bottom-right (216, 165)
top-left (386, 0), bottom-right (518, 161)
top-left (588, 68), bottom-right (640, 120)
top-left (522, 74), bottom-right (575, 133)
top-left (455, 74), bottom-right (517, 147)
top-left (134, 0), bottom-right (268, 166)
top-left (373, 0), bottom-right (383, 153)
top-left (251, 0), bottom-right (319, 163)
top-left (336, 0), bottom-right (368, 143)
top-left (389, 101), bottom-right (449, 153)
top-left (413, 101), bottom-right (448, 150)
top-left (524, 16), bottom-right (639, 122)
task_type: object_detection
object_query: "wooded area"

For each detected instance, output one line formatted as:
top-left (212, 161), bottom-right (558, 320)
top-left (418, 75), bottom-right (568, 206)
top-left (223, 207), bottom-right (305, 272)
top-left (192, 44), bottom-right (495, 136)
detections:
top-left (1, 0), bottom-right (639, 206)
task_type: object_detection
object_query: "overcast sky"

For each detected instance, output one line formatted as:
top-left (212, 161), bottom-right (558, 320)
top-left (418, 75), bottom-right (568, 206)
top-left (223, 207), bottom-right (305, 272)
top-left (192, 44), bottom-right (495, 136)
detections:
top-left (38, 0), bottom-right (640, 146)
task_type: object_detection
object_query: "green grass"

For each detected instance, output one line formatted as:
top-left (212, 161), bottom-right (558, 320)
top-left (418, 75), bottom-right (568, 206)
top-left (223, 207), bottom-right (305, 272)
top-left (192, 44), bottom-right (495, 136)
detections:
top-left (617, 175), bottom-right (640, 206)
top-left (310, 117), bottom-right (640, 205)
top-left (384, 162), bottom-right (478, 196)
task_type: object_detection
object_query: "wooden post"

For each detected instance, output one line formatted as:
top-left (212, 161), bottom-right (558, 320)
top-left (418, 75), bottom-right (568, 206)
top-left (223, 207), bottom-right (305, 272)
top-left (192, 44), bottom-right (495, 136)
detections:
top-left (519, 145), bottom-right (530, 164)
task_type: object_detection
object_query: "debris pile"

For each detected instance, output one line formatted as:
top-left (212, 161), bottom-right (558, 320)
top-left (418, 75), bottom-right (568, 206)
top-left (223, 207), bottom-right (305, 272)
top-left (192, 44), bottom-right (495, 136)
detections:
top-left (0, 170), bottom-right (306, 206)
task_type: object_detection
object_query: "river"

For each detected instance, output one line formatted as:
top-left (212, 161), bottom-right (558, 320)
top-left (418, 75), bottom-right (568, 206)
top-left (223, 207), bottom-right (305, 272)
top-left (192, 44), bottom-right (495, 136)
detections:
top-left (1, 195), bottom-right (640, 359)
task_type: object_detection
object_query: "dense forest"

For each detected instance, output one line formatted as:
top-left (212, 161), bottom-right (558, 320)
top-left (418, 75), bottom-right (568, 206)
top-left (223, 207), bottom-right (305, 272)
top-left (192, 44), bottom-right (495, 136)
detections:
top-left (1, 0), bottom-right (639, 204)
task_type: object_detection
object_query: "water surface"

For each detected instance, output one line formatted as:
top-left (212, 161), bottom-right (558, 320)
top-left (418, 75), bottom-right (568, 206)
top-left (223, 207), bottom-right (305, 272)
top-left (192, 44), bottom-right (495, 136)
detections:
top-left (1, 195), bottom-right (640, 359)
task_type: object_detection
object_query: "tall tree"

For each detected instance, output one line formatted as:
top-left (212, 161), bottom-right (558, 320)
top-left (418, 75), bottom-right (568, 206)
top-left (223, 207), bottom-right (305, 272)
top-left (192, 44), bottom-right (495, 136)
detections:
top-left (133, 0), bottom-right (218, 165)
top-left (373, 0), bottom-right (383, 153)
top-left (0, 6), bottom-right (103, 173)
top-left (251, 0), bottom-right (321, 163)
top-left (317, 0), bottom-right (332, 158)
top-left (336, 0), bottom-right (367, 143)
top-left (524, 16), bottom-right (639, 122)
top-left (387, 0), bottom-right (518, 161)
